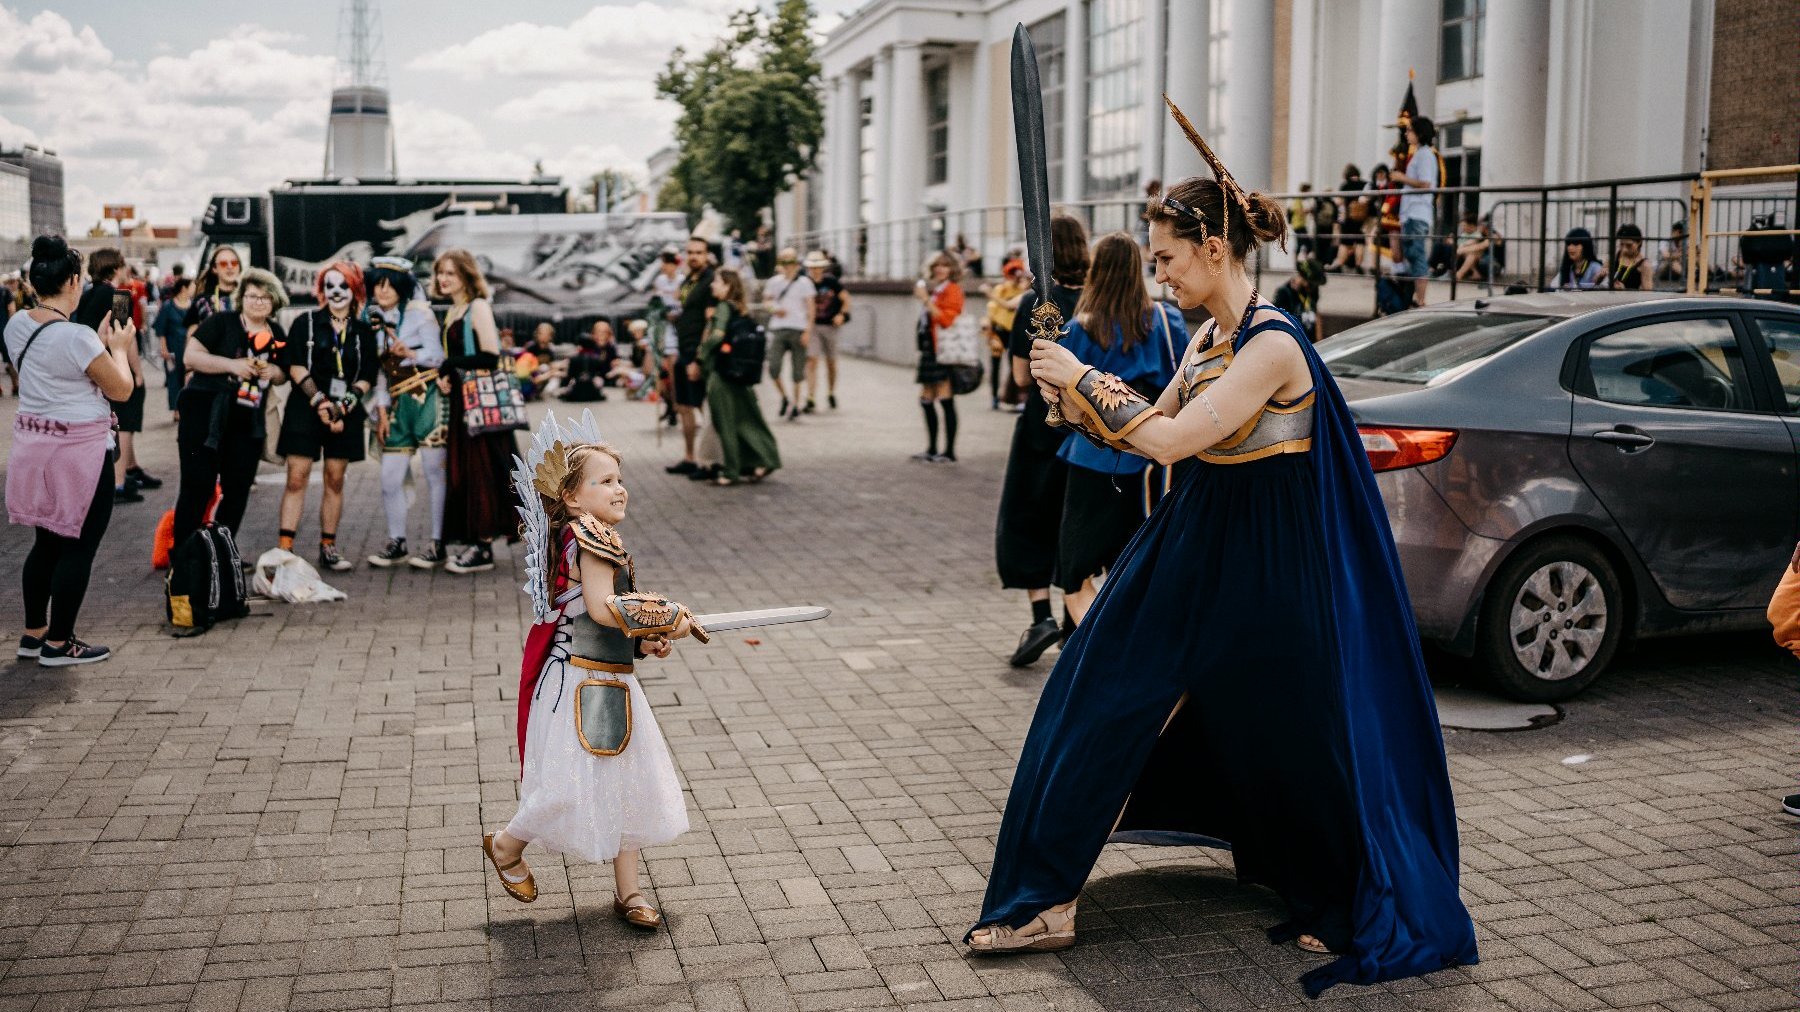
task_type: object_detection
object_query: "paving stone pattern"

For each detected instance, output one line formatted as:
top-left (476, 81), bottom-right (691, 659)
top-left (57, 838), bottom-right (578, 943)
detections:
top-left (0, 358), bottom-right (1794, 1011)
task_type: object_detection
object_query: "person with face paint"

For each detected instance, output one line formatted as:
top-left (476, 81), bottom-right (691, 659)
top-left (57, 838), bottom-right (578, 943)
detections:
top-left (364, 256), bottom-right (450, 569)
top-left (275, 261), bottom-right (380, 571)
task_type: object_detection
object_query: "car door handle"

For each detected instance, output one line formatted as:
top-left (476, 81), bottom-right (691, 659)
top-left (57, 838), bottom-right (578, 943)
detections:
top-left (1591, 428), bottom-right (1656, 450)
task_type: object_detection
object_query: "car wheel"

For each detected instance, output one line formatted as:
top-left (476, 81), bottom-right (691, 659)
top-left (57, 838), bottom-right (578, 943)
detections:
top-left (1476, 536), bottom-right (1624, 702)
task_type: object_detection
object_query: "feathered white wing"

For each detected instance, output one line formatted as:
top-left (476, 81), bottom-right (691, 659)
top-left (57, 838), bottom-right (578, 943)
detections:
top-left (514, 409), bottom-right (604, 622)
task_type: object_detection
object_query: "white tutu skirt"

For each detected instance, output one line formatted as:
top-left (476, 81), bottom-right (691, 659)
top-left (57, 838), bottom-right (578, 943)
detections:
top-left (506, 608), bottom-right (689, 863)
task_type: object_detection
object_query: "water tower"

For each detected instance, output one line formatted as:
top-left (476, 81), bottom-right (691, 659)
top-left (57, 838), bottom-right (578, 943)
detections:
top-left (324, 0), bottom-right (396, 180)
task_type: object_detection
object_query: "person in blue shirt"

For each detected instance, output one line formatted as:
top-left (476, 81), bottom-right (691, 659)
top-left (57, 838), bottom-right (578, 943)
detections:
top-left (1053, 232), bottom-right (1186, 626)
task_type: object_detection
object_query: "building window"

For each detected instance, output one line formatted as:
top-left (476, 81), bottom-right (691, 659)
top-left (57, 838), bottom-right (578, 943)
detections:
top-left (1083, 0), bottom-right (1142, 200)
top-left (858, 94), bottom-right (874, 224)
top-left (1439, 0), bottom-right (1485, 82)
top-left (1028, 13), bottom-right (1067, 202)
top-left (926, 63), bottom-right (950, 186)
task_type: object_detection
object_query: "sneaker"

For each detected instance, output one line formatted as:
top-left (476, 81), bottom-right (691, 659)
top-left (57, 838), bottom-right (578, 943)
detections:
top-left (318, 543), bottom-right (353, 572)
top-left (1009, 618), bottom-right (1061, 667)
top-left (665, 460), bottom-right (699, 475)
top-left (38, 638), bottom-right (111, 667)
top-left (445, 545), bottom-right (494, 574)
top-left (910, 451), bottom-right (938, 462)
top-left (409, 540), bottom-right (446, 570)
top-left (369, 538), bottom-right (409, 568)
top-left (787, 406), bottom-right (801, 422)
top-left (803, 399), bottom-right (816, 414)
top-left (16, 634), bottom-right (43, 659)
top-left (126, 466), bottom-right (163, 490)
top-left (828, 394), bottom-right (838, 409)
top-left (113, 485), bottom-right (144, 504)
top-left (933, 452), bottom-right (957, 464)
top-left (1784, 794), bottom-right (1800, 817)
top-left (779, 396), bottom-right (790, 416)
top-left (687, 464), bottom-right (721, 482)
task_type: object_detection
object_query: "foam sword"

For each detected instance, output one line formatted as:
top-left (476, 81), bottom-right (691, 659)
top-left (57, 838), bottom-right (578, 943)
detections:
top-left (1010, 23), bottom-right (1070, 427)
top-left (691, 606), bottom-right (831, 635)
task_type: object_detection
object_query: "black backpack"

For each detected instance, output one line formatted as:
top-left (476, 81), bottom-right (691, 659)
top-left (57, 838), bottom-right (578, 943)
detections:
top-left (166, 523), bottom-right (249, 632)
top-left (716, 314), bottom-right (767, 386)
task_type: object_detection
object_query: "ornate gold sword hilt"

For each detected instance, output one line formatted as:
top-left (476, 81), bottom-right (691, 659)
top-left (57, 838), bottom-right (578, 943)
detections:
top-left (1027, 298), bottom-right (1069, 427)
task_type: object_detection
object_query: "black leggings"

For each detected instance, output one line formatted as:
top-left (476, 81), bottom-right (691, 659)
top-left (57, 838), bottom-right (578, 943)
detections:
top-left (22, 450), bottom-right (116, 642)
top-left (174, 398), bottom-right (263, 545)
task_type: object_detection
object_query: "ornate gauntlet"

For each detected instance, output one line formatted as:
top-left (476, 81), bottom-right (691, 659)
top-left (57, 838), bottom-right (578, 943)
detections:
top-left (1057, 368), bottom-right (1164, 451)
top-left (604, 592), bottom-right (711, 644)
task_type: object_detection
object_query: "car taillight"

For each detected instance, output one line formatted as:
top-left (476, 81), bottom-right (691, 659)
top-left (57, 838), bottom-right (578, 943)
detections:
top-left (1359, 427), bottom-right (1457, 472)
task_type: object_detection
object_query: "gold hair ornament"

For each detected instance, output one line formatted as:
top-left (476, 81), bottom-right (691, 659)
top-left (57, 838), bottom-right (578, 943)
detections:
top-left (532, 440), bottom-right (586, 499)
top-left (1163, 94), bottom-right (1284, 250)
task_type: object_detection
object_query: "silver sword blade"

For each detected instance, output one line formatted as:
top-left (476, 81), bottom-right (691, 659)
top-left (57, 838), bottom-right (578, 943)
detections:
top-left (693, 606), bottom-right (831, 633)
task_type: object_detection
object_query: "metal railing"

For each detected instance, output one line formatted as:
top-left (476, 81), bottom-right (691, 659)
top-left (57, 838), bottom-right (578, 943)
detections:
top-left (786, 167), bottom-right (1798, 309)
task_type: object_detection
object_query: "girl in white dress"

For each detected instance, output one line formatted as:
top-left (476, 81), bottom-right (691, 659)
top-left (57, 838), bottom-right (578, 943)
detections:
top-left (483, 426), bottom-right (702, 928)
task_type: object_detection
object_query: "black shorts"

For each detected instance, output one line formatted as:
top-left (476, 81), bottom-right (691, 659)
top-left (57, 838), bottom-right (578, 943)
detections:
top-left (109, 384), bottom-right (146, 433)
top-left (1058, 465), bottom-right (1149, 592)
top-left (276, 401), bottom-right (368, 462)
top-left (672, 356), bottom-right (706, 407)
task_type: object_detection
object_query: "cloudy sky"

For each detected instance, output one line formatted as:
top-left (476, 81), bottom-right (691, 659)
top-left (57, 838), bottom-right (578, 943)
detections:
top-left (0, 1), bottom-right (862, 232)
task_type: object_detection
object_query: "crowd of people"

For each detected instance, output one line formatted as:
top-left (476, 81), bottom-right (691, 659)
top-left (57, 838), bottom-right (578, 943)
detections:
top-left (1280, 114), bottom-right (1698, 314)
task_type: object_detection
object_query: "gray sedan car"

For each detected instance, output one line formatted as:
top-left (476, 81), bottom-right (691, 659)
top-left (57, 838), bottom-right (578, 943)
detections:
top-left (1320, 293), bottom-right (1800, 701)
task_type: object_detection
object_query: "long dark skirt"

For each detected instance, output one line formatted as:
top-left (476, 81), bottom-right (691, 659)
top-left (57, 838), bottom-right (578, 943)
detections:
top-left (1056, 465), bottom-right (1149, 593)
top-left (443, 375), bottom-right (520, 543)
top-left (973, 452), bottom-right (1475, 995)
top-left (994, 411), bottom-right (1066, 590)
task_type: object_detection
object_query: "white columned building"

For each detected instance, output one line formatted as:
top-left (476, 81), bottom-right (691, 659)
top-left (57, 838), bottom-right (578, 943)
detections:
top-left (793, 0), bottom-right (1722, 279)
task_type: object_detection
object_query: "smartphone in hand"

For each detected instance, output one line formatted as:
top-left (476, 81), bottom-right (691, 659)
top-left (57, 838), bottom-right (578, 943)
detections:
top-left (111, 290), bottom-right (133, 327)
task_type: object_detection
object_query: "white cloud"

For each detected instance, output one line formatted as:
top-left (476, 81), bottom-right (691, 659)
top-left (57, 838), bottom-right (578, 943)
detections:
top-left (145, 27), bottom-right (334, 103)
top-left (491, 79), bottom-right (662, 121)
top-left (0, 7), bottom-right (111, 73)
top-left (409, 1), bottom-right (739, 80)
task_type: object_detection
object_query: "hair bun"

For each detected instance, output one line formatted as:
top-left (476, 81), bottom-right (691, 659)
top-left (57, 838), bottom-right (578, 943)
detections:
top-left (30, 235), bottom-right (68, 261)
top-left (1243, 192), bottom-right (1289, 247)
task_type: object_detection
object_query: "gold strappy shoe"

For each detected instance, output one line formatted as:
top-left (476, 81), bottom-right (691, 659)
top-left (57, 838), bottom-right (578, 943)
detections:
top-left (968, 902), bottom-right (1076, 954)
top-left (613, 891), bottom-right (663, 930)
top-left (482, 833), bottom-right (537, 904)
top-left (1297, 934), bottom-right (1332, 954)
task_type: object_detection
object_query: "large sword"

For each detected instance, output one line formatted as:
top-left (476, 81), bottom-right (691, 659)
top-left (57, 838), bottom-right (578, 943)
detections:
top-left (1010, 24), bottom-right (1069, 427)
top-left (693, 606), bottom-right (831, 635)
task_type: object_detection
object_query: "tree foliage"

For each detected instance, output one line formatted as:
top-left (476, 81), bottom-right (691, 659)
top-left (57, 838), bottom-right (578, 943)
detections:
top-left (655, 0), bottom-right (822, 232)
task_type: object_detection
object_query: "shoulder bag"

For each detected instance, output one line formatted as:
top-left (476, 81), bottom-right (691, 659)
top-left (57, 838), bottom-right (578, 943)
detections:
top-left (456, 307), bottom-right (528, 436)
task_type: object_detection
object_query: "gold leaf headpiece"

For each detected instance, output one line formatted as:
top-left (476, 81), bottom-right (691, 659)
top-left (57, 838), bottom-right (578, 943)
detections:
top-left (1163, 94), bottom-right (1253, 245)
top-left (532, 440), bottom-right (579, 499)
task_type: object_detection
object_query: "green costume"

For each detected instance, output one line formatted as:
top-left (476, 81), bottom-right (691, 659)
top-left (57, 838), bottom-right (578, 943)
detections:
top-left (699, 304), bottom-right (782, 482)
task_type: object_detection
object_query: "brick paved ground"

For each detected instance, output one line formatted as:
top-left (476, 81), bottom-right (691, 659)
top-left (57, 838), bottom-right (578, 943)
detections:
top-left (0, 358), bottom-right (1794, 1011)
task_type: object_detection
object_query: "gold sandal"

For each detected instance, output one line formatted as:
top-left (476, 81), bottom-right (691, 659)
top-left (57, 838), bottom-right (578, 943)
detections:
top-left (968, 902), bottom-right (1076, 954)
top-left (482, 833), bottom-right (537, 904)
top-left (1297, 934), bottom-right (1331, 954)
top-left (613, 891), bottom-right (662, 930)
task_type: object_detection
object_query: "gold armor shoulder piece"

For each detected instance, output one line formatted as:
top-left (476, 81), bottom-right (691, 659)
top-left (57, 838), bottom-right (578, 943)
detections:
top-left (572, 515), bottom-right (629, 567)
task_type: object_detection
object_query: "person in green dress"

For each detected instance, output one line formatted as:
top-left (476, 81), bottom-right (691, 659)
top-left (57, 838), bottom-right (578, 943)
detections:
top-left (693, 268), bottom-right (780, 486)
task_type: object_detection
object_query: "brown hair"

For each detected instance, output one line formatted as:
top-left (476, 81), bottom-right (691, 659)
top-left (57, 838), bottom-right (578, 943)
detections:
top-left (543, 442), bottom-right (626, 549)
top-left (433, 248), bottom-right (491, 300)
top-left (1074, 232), bottom-right (1151, 353)
top-left (1142, 178), bottom-right (1286, 261)
top-left (88, 247), bottom-right (124, 284)
top-left (924, 250), bottom-right (964, 284)
top-left (714, 267), bottom-right (749, 314)
top-left (1049, 213), bottom-right (1090, 286)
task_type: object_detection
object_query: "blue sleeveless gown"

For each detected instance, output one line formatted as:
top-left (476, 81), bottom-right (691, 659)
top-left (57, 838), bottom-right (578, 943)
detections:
top-left (971, 311), bottom-right (1477, 997)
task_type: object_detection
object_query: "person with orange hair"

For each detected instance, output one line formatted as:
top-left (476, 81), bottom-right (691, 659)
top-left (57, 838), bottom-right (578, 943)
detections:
top-left (276, 261), bottom-right (380, 571)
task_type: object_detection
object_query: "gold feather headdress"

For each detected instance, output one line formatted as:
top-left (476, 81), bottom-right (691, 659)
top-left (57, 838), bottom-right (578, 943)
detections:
top-left (532, 440), bottom-right (583, 499)
top-left (1160, 94), bottom-right (1254, 246)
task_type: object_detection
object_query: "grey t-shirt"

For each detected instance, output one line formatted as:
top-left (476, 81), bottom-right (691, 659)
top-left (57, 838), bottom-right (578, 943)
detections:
top-left (1400, 146), bottom-right (1438, 225)
top-left (4, 313), bottom-right (110, 424)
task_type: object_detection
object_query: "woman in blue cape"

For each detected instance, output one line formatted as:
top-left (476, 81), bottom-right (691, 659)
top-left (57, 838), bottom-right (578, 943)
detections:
top-left (967, 105), bottom-right (1477, 998)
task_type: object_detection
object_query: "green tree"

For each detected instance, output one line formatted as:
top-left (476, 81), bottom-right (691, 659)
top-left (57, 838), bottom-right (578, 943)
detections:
top-left (584, 168), bottom-right (639, 212)
top-left (656, 0), bottom-right (821, 232)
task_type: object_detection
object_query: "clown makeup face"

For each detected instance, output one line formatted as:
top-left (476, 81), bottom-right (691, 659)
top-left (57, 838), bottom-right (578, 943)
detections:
top-left (321, 269), bottom-right (355, 314)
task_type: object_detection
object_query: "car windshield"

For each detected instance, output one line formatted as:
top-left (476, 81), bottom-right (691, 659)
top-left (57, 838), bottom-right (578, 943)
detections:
top-left (1320, 312), bottom-right (1552, 384)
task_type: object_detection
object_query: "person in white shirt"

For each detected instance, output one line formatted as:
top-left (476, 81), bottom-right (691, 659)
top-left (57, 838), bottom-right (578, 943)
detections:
top-left (1390, 116), bottom-right (1439, 307)
top-left (761, 248), bottom-right (816, 421)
